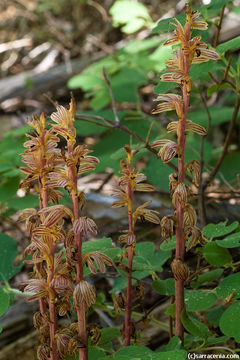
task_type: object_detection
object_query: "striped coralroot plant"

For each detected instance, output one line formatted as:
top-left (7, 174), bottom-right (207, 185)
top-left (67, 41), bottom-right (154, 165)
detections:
top-left (19, 99), bottom-right (114, 360)
top-left (151, 5), bottom-right (219, 341)
top-left (111, 145), bottom-right (160, 346)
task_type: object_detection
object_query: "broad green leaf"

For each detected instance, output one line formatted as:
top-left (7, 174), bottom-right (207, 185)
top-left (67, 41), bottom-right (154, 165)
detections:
top-left (154, 350), bottom-right (187, 360)
top-left (98, 327), bottom-right (121, 345)
top-left (215, 152), bottom-right (240, 182)
top-left (154, 81), bottom-right (177, 95)
top-left (188, 106), bottom-right (239, 128)
top-left (165, 336), bottom-right (181, 350)
top-left (152, 14), bottom-right (186, 34)
top-left (82, 238), bottom-right (120, 262)
top-left (0, 234), bottom-right (22, 281)
top-left (145, 155), bottom-right (173, 191)
top-left (0, 287), bottom-right (10, 317)
top-left (205, 306), bottom-right (225, 328)
top-left (160, 236), bottom-right (176, 251)
top-left (219, 302), bottom-right (240, 342)
top-left (8, 193), bottom-right (39, 210)
top-left (190, 61), bottom-right (221, 82)
top-left (205, 335), bottom-right (229, 345)
top-left (109, 1), bottom-right (153, 34)
top-left (130, 242), bottom-right (171, 272)
top-left (165, 303), bottom-right (176, 318)
top-left (217, 36), bottom-right (240, 55)
top-left (152, 278), bottom-right (175, 296)
top-left (216, 232), bottom-right (240, 248)
top-left (181, 308), bottom-right (209, 338)
top-left (190, 268), bottom-right (223, 289)
top-left (200, 242), bottom-right (232, 266)
top-left (184, 289), bottom-right (217, 311)
top-left (149, 44), bottom-right (173, 72)
top-left (203, 221), bottom-right (239, 240)
top-left (0, 176), bottom-right (20, 202)
top-left (216, 272), bottom-right (240, 299)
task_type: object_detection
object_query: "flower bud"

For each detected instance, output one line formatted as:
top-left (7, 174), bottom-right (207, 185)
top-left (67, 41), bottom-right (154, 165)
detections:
top-left (73, 280), bottom-right (96, 310)
top-left (171, 258), bottom-right (189, 281)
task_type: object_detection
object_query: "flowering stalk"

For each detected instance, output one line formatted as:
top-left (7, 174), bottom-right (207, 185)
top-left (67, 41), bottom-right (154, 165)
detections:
top-left (112, 145), bottom-right (160, 345)
top-left (151, 5), bottom-right (219, 342)
top-left (19, 100), bottom-right (114, 360)
top-left (19, 113), bottom-right (63, 359)
top-left (50, 99), bottom-right (113, 360)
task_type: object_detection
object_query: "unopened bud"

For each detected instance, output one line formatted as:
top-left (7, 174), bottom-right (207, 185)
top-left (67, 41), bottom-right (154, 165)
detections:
top-left (171, 258), bottom-right (189, 281)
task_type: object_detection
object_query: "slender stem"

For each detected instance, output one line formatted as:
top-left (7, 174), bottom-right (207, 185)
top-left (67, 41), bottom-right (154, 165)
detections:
top-left (67, 141), bottom-right (87, 360)
top-left (124, 176), bottom-right (134, 346)
top-left (213, 5), bottom-right (226, 48)
top-left (174, 25), bottom-right (191, 341)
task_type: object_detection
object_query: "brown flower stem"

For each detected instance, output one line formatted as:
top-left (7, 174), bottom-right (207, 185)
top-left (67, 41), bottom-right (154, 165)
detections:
top-left (67, 142), bottom-right (87, 360)
top-left (174, 25), bottom-right (191, 342)
top-left (39, 131), bottom-right (58, 360)
top-left (124, 175), bottom-right (134, 346)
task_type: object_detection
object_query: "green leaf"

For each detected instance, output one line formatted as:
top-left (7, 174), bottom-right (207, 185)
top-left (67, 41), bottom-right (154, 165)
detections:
top-left (184, 290), bottom-right (217, 311)
top-left (109, 1), bottom-right (153, 34)
top-left (152, 14), bottom-right (186, 34)
top-left (98, 327), bottom-right (121, 346)
top-left (145, 155), bottom-right (173, 191)
top-left (199, 242), bottom-right (232, 266)
top-left (149, 44), bottom-right (173, 72)
top-left (190, 61), bottom-right (221, 82)
top-left (0, 176), bottom-right (20, 202)
top-left (219, 302), bottom-right (240, 342)
top-left (203, 221), bottom-right (239, 240)
top-left (217, 36), bottom-right (240, 55)
top-left (8, 193), bottom-right (39, 210)
top-left (205, 335), bottom-right (229, 346)
top-left (160, 236), bottom-right (176, 250)
top-left (131, 242), bottom-right (171, 272)
top-left (181, 308), bottom-right (210, 338)
top-left (215, 152), bottom-right (240, 182)
top-left (165, 303), bottom-right (176, 318)
top-left (0, 234), bottom-right (22, 281)
top-left (165, 336), bottom-right (181, 350)
top-left (216, 232), bottom-right (240, 248)
top-left (89, 347), bottom-right (105, 360)
top-left (216, 272), bottom-right (240, 299)
top-left (152, 278), bottom-right (175, 296)
top-left (205, 306), bottom-right (225, 328)
top-left (0, 287), bottom-right (10, 317)
top-left (190, 268), bottom-right (223, 289)
top-left (154, 81), bottom-right (177, 95)
top-left (188, 106), bottom-right (239, 128)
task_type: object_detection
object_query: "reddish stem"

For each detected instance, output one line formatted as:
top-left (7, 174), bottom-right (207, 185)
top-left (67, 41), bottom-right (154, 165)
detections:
top-left (174, 24), bottom-right (190, 342)
top-left (39, 131), bottom-right (58, 360)
top-left (124, 172), bottom-right (134, 346)
top-left (67, 142), bottom-right (87, 360)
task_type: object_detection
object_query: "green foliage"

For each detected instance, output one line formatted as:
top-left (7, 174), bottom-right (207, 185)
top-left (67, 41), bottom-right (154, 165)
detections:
top-left (152, 278), bottom-right (175, 296)
top-left (216, 272), bottom-right (240, 299)
top-left (109, 1), bottom-right (153, 34)
top-left (181, 308), bottom-right (210, 339)
top-left (203, 221), bottom-right (239, 240)
top-left (0, 234), bottom-right (22, 282)
top-left (219, 302), bottom-right (240, 342)
top-left (184, 290), bottom-right (217, 311)
top-left (199, 242), bottom-right (232, 266)
top-left (190, 269), bottom-right (223, 289)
